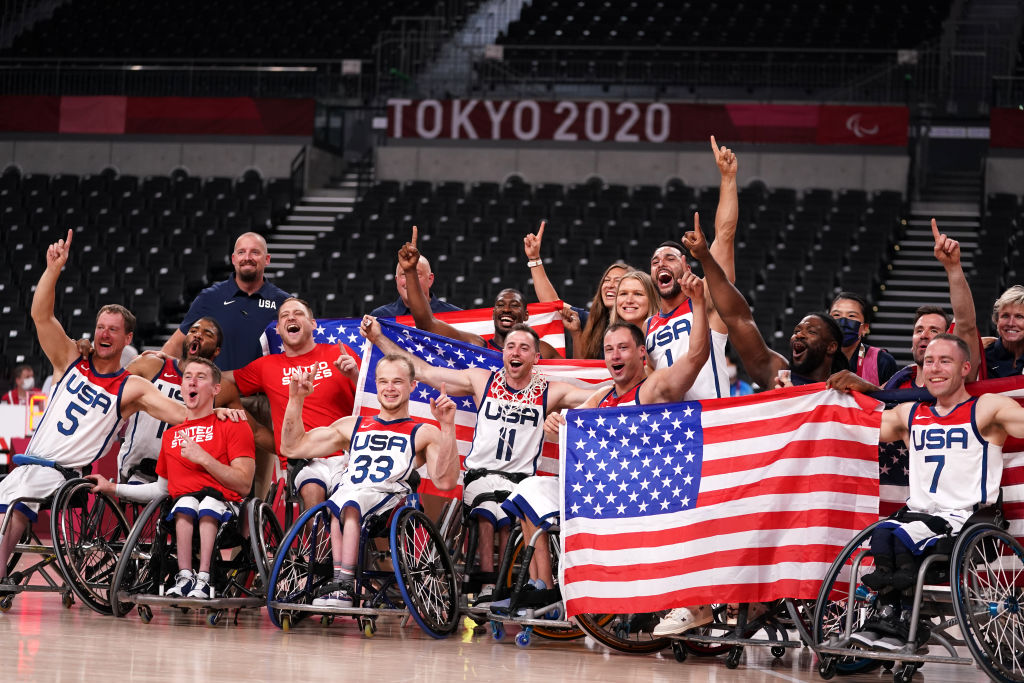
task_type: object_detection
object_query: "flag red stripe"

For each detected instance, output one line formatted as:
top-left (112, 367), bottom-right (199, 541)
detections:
top-left (564, 508), bottom-right (876, 553)
top-left (566, 578), bottom-right (826, 614)
top-left (696, 474), bottom-right (878, 508)
top-left (701, 439), bottom-right (879, 477)
top-left (703, 405), bottom-right (879, 444)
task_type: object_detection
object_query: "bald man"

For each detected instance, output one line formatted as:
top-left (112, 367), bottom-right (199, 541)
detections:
top-left (370, 252), bottom-right (461, 318)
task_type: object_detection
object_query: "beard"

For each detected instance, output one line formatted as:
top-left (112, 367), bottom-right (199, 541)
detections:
top-left (790, 344), bottom-right (828, 377)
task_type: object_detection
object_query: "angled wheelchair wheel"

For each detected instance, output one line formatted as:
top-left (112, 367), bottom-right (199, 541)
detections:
top-left (575, 612), bottom-right (670, 654)
top-left (952, 524), bottom-right (1024, 683)
top-left (110, 496), bottom-right (174, 618)
top-left (266, 502), bottom-right (333, 629)
top-left (811, 522), bottom-right (883, 675)
top-left (391, 507), bottom-right (459, 638)
top-left (50, 478), bottom-right (133, 615)
top-left (502, 525), bottom-right (584, 641)
top-left (248, 498), bottom-right (284, 592)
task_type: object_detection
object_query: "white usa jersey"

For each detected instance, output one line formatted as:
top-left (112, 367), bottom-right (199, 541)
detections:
top-left (464, 373), bottom-right (547, 475)
top-left (119, 358), bottom-right (182, 479)
top-left (645, 299), bottom-right (729, 400)
top-left (25, 356), bottom-right (130, 469)
top-left (339, 416), bottom-right (422, 493)
top-left (907, 398), bottom-right (1002, 514)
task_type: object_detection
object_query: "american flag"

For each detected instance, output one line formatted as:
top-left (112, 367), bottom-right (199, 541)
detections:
top-left (874, 375), bottom-right (1024, 539)
top-left (260, 300), bottom-right (569, 357)
top-left (558, 384), bottom-right (882, 618)
top-left (351, 320), bottom-right (611, 497)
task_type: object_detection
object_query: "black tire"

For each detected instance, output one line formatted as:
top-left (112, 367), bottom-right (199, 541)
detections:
top-left (575, 612), bottom-right (670, 654)
top-left (811, 522), bottom-right (884, 676)
top-left (248, 499), bottom-right (284, 592)
top-left (951, 524), bottom-right (1024, 683)
top-left (502, 525), bottom-right (584, 641)
top-left (110, 496), bottom-right (173, 617)
top-left (391, 507), bottom-right (460, 638)
top-left (50, 478), bottom-right (132, 615)
top-left (265, 502), bottom-right (333, 629)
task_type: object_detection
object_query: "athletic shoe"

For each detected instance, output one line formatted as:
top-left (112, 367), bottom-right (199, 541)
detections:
top-left (652, 604), bottom-right (713, 635)
top-left (848, 629), bottom-right (883, 647)
top-left (187, 573), bottom-right (213, 599)
top-left (312, 581), bottom-right (354, 608)
top-left (474, 584), bottom-right (495, 606)
top-left (489, 579), bottom-right (545, 616)
top-left (165, 570), bottom-right (195, 598)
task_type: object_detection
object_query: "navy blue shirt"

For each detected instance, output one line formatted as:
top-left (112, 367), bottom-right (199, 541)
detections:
top-left (986, 338), bottom-right (1024, 378)
top-left (178, 277), bottom-right (290, 371)
top-left (370, 295), bottom-right (461, 318)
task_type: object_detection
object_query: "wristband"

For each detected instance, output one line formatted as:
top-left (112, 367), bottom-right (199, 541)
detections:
top-left (526, 259), bottom-right (543, 268)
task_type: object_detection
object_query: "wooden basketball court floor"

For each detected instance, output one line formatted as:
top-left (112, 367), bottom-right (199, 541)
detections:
top-left (2, 590), bottom-right (995, 682)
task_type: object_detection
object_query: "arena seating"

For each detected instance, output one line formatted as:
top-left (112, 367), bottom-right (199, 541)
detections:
top-left (0, 165), bottom-right (293, 379)
top-left (0, 0), bottom-right (459, 59)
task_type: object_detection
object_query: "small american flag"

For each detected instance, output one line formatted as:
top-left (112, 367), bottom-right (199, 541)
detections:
top-left (559, 384), bottom-right (882, 618)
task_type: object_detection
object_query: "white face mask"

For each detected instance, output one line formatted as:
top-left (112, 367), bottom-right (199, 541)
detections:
top-left (727, 365), bottom-right (738, 382)
top-left (20, 377), bottom-right (35, 391)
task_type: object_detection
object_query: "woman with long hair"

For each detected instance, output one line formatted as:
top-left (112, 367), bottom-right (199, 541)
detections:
top-left (610, 270), bottom-right (659, 329)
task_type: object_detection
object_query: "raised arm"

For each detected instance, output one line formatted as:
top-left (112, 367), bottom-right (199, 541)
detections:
top-left (401, 225), bottom-right (486, 347)
top-left (708, 135), bottom-right (738, 285)
top-left (360, 315), bottom-right (487, 399)
top-left (933, 218), bottom-right (982, 381)
top-left (643, 272), bottom-right (710, 403)
top-left (524, 221), bottom-right (560, 302)
top-left (31, 229), bottom-right (79, 376)
top-left (418, 383), bottom-right (460, 490)
top-left (547, 380), bottom-right (609, 412)
top-left (279, 371), bottom-right (354, 459)
top-left (159, 329), bottom-right (187, 360)
top-left (683, 216), bottom-right (787, 389)
top-left (879, 403), bottom-right (912, 443)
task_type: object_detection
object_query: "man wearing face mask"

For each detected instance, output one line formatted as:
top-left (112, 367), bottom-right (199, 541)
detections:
top-left (829, 291), bottom-right (897, 386)
top-left (2, 365), bottom-right (44, 405)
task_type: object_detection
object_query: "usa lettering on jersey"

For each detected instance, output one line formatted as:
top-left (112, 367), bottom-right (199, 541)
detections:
top-left (259, 299), bottom-right (277, 310)
top-left (171, 424), bottom-right (215, 448)
top-left (279, 361), bottom-right (334, 385)
top-left (481, 401), bottom-right (542, 427)
top-left (649, 317), bottom-right (692, 350)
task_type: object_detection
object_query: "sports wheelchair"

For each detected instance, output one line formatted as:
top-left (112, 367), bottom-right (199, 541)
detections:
top-left (266, 479), bottom-right (459, 638)
top-left (109, 492), bottom-right (282, 626)
top-left (0, 454), bottom-right (131, 614)
top-left (812, 505), bottom-right (1024, 683)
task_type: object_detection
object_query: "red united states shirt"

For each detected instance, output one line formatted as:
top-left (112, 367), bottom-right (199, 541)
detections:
top-left (233, 343), bottom-right (358, 459)
top-left (157, 413), bottom-right (254, 502)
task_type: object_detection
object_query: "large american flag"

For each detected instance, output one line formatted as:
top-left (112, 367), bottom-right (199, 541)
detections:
top-left (559, 384), bottom-right (882, 617)
top-left (874, 374), bottom-right (1024, 539)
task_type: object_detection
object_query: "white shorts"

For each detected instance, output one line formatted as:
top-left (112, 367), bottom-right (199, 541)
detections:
top-left (326, 483), bottom-right (404, 523)
top-left (502, 476), bottom-right (560, 530)
top-left (169, 495), bottom-right (240, 524)
top-left (463, 473), bottom-right (517, 529)
top-left (0, 465), bottom-right (68, 522)
top-left (293, 457), bottom-right (348, 495)
top-left (878, 508), bottom-right (972, 555)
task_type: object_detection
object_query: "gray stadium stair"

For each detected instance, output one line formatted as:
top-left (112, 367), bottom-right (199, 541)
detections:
top-left (871, 203), bottom-right (980, 367)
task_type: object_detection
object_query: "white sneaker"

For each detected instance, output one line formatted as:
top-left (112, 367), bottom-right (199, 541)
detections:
top-left (165, 570), bottom-right (195, 598)
top-left (187, 572), bottom-right (213, 599)
top-left (312, 581), bottom-right (354, 608)
top-left (652, 605), bottom-right (714, 635)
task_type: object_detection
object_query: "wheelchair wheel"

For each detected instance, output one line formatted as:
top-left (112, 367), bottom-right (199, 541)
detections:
top-left (110, 496), bottom-right (174, 618)
top-left (248, 498), bottom-right (284, 592)
top-left (951, 524), bottom-right (1024, 683)
top-left (503, 526), bottom-right (584, 641)
top-left (811, 522), bottom-right (883, 675)
top-left (266, 502), bottom-right (333, 629)
top-left (50, 478), bottom-right (132, 615)
top-left (575, 612), bottom-right (670, 654)
top-left (391, 507), bottom-right (459, 638)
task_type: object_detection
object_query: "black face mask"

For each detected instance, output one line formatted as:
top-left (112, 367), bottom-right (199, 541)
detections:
top-left (835, 317), bottom-right (862, 346)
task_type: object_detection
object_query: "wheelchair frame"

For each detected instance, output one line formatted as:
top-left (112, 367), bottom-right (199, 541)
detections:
top-left (266, 495), bottom-right (460, 638)
top-left (811, 519), bottom-right (1024, 683)
top-left (1, 456), bottom-right (131, 614)
top-left (110, 493), bottom-right (282, 626)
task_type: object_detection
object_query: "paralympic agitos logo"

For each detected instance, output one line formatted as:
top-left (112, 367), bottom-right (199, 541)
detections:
top-left (845, 113), bottom-right (880, 138)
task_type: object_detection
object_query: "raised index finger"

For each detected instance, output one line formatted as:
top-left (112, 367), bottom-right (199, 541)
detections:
top-left (63, 228), bottom-right (73, 250)
top-left (931, 218), bottom-right (940, 242)
top-left (710, 135), bottom-right (720, 158)
top-left (537, 220), bottom-right (545, 240)
top-left (693, 211), bottom-right (702, 237)
top-left (410, 225), bottom-right (418, 246)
